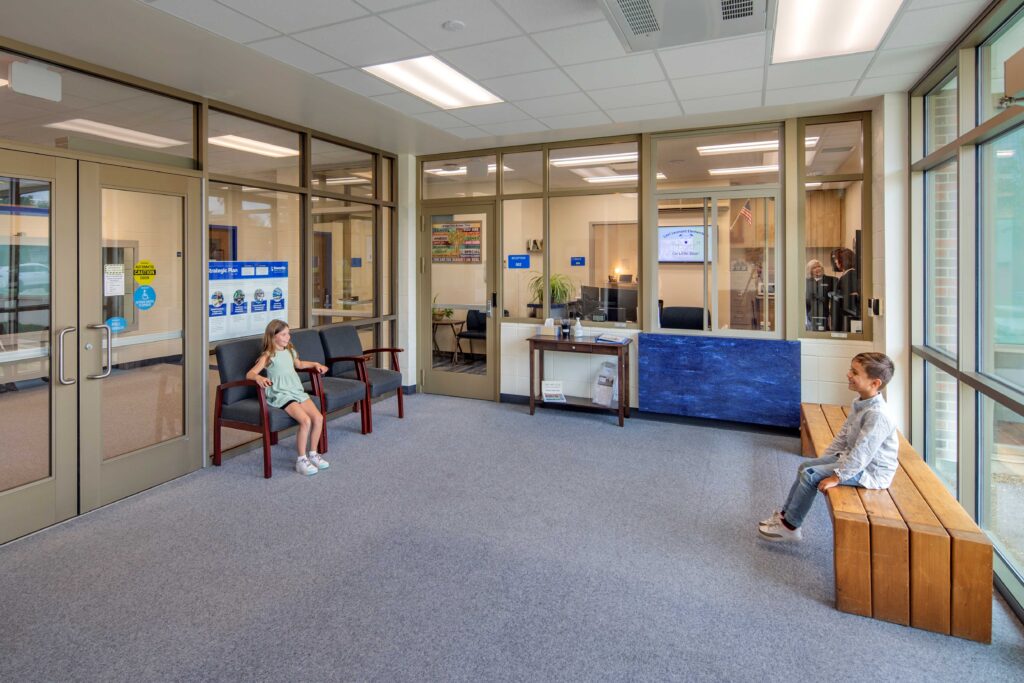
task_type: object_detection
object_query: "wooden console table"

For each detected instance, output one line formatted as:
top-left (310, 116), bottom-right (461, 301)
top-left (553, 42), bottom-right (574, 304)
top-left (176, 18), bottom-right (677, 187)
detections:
top-left (528, 335), bottom-right (631, 427)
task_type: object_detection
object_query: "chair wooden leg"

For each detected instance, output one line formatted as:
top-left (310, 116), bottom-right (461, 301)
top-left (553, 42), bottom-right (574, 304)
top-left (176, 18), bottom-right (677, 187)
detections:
top-left (262, 427), bottom-right (273, 479)
top-left (213, 402), bottom-right (223, 466)
top-left (397, 387), bottom-right (404, 418)
top-left (270, 432), bottom-right (278, 446)
top-left (365, 390), bottom-right (374, 434)
top-left (359, 401), bottom-right (368, 434)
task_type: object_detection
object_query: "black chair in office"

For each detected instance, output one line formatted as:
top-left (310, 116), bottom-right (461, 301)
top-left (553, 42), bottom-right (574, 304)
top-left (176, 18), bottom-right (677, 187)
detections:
top-left (660, 306), bottom-right (708, 330)
top-left (289, 328), bottom-right (369, 438)
top-left (454, 309), bottom-right (487, 364)
top-left (212, 337), bottom-right (324, 478)
top-left (319, 324), bottom-right (404, 434)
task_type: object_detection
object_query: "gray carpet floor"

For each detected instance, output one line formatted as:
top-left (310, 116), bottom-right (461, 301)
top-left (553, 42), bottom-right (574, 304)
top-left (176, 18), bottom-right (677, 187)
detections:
top-left (2, 394), bottom-right (1023, 682)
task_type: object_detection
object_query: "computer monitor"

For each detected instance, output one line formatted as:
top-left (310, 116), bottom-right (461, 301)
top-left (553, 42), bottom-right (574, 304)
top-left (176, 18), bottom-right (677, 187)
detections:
top-left (579, 285), bottom-right (638, 322)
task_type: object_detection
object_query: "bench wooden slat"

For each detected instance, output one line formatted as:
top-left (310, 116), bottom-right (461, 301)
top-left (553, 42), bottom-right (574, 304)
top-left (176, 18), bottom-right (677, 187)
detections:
top-left (859, 488), bottom-right (910, 625)
top-left (888, 468), bottom-right (951, 634)
top-left (801, 404), bottom-right (833, 457)
top-left (820, 404), bottom-right (848, 438)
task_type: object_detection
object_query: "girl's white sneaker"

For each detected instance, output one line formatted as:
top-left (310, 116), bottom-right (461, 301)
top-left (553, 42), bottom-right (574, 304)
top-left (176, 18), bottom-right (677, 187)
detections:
top-left (295, 455), bottom-right (318, 476)
top-left (307, 452), bottom-right (329, 470)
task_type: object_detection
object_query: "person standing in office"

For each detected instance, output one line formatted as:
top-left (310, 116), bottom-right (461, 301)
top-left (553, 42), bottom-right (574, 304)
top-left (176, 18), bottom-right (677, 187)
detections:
top-left (829, 247), bottom-right (860, 332)
top-left (805, 258), bottom-right (835, 331)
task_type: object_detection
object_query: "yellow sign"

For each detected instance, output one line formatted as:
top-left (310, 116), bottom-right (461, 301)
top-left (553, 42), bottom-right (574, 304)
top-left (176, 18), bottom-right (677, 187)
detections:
top-left (133, 259), bottom-right (156, 285)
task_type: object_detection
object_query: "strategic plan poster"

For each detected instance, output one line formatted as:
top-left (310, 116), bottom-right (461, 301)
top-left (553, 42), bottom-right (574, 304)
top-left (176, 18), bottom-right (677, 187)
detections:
top-left (208, 261), bottom-right (288, 342)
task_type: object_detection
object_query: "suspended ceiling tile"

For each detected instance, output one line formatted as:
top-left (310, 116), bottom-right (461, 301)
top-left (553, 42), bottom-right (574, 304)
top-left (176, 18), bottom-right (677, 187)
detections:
top-left (478, 119), bottom-right (549, 136)
top-left (589, 81), bottom-right (676, 110)
top-left (353, 0), bottom-right (425, 11)
top-left (440, 36), bottom-right (554, 81)
top-left (381, 0), bottom-right (521, 51)
top-left (147, 0), bottom-right (279, 43)
top-left (907, 0), bottom-right (987, 9)
top-left (452, 102), bottom-right (531, 125)
top-left (371, 91), bottom-right (439, 115)
top-left (319, 69), bottom-right (397, 97)
top-left (764, 80), bottom-right (858, 106)
top-left (537, 110), bottom-right (612, 130)
top-left (494, 0), bottom-right (606, 32)
top-left (482, 69), bottom-right (579, 101)
top-left (533, 21), bottom-right (627, 66)
top-left (412, 110), bottom-right (467, 129)
top-left (866, 43), bottom-right (949, 78)
top-left (681, 91), bottom-right (762, 115)
top-left (671, 68), bottom-right (763, 101)
top-left (247, 36), bottom-right (347, 74)
top-left (659, 33), bottom-right (766, 79)
top-left (516, 92), bottom-right (597, 118)
top-left (883, 4), bottom-right (984, 50)
top-left (604, 101), bottom-right (682, 123)
top-left (444, 125), bottom-right (490, 138)
top-left (854, 74), bottom-right (918, 96)
top-left (218, 0), bottom-right (367, 34)
top-left (564, 53), bottom-right (665, 91)
top-left (767, 53), bottom-right (873, 90)
top-left (293, 16), bottom-right (426, 67)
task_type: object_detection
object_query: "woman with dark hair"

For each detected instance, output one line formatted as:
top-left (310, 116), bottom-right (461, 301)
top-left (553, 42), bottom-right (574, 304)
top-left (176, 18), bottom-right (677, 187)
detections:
top-left (830, 247), bottom-right (860, 332)
top-left (805, 259), bottom-right (835, 331)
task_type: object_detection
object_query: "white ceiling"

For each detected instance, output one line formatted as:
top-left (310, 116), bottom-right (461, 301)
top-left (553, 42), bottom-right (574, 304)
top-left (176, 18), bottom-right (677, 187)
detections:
top-left (0, 0), bottom-right (991, 155)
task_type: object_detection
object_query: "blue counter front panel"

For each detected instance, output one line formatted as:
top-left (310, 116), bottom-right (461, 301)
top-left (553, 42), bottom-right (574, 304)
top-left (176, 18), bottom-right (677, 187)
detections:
top-left (638, 334), bottom-right (801, 428)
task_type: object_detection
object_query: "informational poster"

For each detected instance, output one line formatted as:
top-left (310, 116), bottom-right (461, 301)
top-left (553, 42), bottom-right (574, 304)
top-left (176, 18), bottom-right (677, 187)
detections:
top-left (208, 261), bottom-right (288, 342)
top-left (103, 263), bottom-right (125, 296)
top-left (431, 221), bottom-right (481, 263)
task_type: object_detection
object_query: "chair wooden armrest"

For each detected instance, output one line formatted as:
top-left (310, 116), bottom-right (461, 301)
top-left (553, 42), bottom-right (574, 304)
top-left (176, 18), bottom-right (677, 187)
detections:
top-left (363, 347), bottom-right (403, 372)
top-left (326, 354), bottom-right (369, 383)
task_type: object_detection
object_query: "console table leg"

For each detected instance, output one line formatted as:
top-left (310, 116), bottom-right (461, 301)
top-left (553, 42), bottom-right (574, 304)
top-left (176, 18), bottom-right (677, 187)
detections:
top-left (529, 344), bottom-right (535, 415)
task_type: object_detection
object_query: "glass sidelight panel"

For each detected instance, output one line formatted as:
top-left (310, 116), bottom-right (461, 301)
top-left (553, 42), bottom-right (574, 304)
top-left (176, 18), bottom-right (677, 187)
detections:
top-left (719, 196), bottom-right (776, 332)
top-left (430, 211), bottom-right (488, 373)
top-left (100, 189), bottom-right (184, 459)
top-left (311, 198), bottom-right (375, 324)
top-left (0, 176), bottom-right (51, 492)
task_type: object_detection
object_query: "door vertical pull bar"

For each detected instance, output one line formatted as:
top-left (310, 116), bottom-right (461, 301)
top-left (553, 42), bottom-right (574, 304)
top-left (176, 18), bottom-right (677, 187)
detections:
top-left (57, 326), bottom-right (77, 385)
top-left (86, 323), bottom-right (112, 379)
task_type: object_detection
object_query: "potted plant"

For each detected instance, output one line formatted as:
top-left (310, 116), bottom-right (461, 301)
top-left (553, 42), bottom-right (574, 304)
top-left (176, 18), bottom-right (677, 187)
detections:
top-left (431, 294), bottom-right (453, 321)
top-left (527, 272), bottom-right (577, 319)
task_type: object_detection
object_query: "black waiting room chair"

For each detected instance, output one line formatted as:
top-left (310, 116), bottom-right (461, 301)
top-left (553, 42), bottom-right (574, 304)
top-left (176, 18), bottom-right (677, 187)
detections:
top-left (660, 306), bottom-right (709, 330)
top-left (319, 324), bottom-right (404, 434)
top-left (454, 309), bottom-right (487, 364)
top-left (213, 337), bottom-right (324, 478)
top-left (289, 329), bottom-right (369, 437)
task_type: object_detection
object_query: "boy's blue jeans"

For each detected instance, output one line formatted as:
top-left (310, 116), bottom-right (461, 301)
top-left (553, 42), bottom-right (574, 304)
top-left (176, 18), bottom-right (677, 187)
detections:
top-left (782, 454), bottom-right (862, 528)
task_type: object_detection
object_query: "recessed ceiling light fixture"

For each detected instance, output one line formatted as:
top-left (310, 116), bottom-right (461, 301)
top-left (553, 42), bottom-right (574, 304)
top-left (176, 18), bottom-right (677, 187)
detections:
top-left (424, 164), bottom-right (511, 176)
top-left (996, 149), bottom-right (1015, 158)
top-left (325, 177), bottom-right (372, 185)
top-left (708, 165), bottom-right (779, 176)
top-left (45, 118), bottom-right (186, 148)
top-left (583, 173), bottom-right (666, 184)
top-left (550, 152), bottom-right (638, 167)
top-left (363, 56), bottom-right (502, 110)
top-left (208, 135), bottom-right (299, 158)
top-left (696, 137), bottom-right (819, 155)
top-left (772, 0), bottom-right (903, 64)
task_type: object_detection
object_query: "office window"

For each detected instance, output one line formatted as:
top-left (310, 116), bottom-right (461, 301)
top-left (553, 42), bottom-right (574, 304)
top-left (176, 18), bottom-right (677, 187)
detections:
top-left (207, 111), bottom-right (300, 186)
top-left (549, 142), bottom-right (638, 191)
top-left (925, 362), bottom-right (959, 493)
top-left (311, 139), bottom-right (375, 199)
top-left (655, 127), bottom-right (782, 189)
top-left (311, 198), bottom-right (374, 325)
top-left (501, 151), bottom-right (542, 194)
top-left (422, 155), bottom-right (496, 199)
top-left (980, 10), bottom-right (1024, 123)
top-left (924, 160), bottom-right (958, 356)
top-left (981, 394), bottom-right (1024, 570)
top-left (0, 49), bottom-right (195, 167)
top-left (502, 198), bottom-right (543, 319)
top-left (381, 157), bottom-right (394, 202)
top-left (925, 73), bottom-right (958, 152)
top-left (381, 207), bottom-right (393, 317)
top-left (979, 124), bottom-right (1024, 391)
top-left (549, 194), bottom-right (638, 324)
top-left (207, 183), bottom-right (300, 341)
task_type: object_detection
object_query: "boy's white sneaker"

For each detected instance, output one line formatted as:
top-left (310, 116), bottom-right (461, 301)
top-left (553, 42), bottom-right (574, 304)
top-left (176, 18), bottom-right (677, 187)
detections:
top-left (307, 452), bottom-right (329, 470)
top-left (295, 455), bottom-right (318, 476)
top-left (758, 510), bottom-right (784, 530)
top-left (758, 520), bottom-right (802, 542)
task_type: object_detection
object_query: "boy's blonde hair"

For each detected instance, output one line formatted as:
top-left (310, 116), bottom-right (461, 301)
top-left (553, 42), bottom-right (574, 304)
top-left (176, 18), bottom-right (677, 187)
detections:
top-left (853, 352), bottom-right (894, 388)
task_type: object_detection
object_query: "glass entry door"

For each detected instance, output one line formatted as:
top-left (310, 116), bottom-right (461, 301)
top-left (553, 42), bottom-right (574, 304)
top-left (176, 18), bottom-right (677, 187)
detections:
top-left (421, 205), bottom-right (497, 400)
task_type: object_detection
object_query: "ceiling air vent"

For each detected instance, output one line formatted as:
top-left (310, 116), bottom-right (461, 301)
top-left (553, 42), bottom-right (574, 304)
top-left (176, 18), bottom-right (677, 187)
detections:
top-left (600, 0), bottom-right (767, 52)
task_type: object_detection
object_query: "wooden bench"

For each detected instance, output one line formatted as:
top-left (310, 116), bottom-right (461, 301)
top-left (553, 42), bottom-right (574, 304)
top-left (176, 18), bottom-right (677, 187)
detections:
top-left (799, 403), bottom-right (993, 642)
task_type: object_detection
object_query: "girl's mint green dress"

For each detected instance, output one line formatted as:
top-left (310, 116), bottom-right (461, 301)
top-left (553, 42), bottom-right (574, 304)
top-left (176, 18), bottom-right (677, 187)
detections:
top-left (264, 349), bottom-right (309, 408)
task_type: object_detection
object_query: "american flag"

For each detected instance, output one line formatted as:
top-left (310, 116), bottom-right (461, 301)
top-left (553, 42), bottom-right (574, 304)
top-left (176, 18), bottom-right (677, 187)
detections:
top-left (739, 200), bottom-right (753, 225)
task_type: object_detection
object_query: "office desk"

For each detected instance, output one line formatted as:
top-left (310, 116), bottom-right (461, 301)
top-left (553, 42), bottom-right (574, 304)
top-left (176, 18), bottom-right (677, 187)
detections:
top-left (527, 335), bottom-right (631, 427)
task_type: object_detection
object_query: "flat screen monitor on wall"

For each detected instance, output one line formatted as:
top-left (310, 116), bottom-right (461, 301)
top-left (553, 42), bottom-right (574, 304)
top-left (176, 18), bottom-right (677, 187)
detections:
top-left (658, 226), bottom-right (705, 263)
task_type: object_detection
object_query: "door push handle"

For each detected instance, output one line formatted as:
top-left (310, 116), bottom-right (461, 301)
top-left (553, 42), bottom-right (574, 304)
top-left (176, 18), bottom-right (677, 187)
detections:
top-left (57, 326), bottom-right (76, 385)
top-left (486, 292), bottom-right (496, 318)
top-left (86, 323), bottom-right (112, 379)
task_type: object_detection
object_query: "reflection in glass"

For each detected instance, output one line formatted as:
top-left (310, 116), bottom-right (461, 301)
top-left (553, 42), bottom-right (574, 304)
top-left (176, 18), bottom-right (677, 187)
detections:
top-left (423, 156), bottom-right (496, 199)
top-left (655, 128), bottom-right (781, 189)
top-left (207, 110), bottom-right (300, 186)
top-left (501, 151), bottom-right (542, 194)
top-left (981, 15), bottom-right (1024, 122)
top-left (981, 395), bottom-right (1024, 570)
top-left (0, 176), bottom-right (51, 491)
top-left (804, 181), bottom-right (863, 333)
top-left (657, 197), bottom-right (708, 330)
top-left (502, 199), bottom-right (542, 319)
top-left (311, 139), bottom-right (375, 200)
top-left (549, 143), bottom-right (639, 191)
top-left (925, 160), bottom-right (958, 356)
top-left (925, 363), bottom-right (958, 493)
top-left (804, 120), bottom-right (863, 176)
top-left (312, 198), bottom-right (375, 325)
top-left (925, 74), bottom-right (958, 153)
top-left (718, 197), bottom-right (776, 332)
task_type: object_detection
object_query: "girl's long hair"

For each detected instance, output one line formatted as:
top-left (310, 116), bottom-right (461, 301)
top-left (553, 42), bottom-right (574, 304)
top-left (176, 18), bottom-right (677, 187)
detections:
top-left (260, 319), bottom-right (294, 361)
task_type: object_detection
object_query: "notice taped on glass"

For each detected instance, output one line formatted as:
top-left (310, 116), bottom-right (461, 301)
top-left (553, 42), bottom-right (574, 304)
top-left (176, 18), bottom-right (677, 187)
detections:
top-left (431, 221), bottom-right (481, 263)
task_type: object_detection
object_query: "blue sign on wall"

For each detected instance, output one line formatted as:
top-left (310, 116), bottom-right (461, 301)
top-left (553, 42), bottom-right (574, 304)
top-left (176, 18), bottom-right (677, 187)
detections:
top-left (106, 317), bottom-right (126, 334)
top-left (134, 285), bottom-right (156, 311)
top-left (352, 257), bottom-right (362, 268)
top-left (508, 254), bottom-right (530, 269)
top-left (570, 256), bottom-right (586, 266)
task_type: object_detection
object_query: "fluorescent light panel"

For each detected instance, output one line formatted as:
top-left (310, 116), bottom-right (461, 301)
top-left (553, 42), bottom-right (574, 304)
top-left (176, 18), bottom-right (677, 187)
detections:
top-left (209, 134), bottom-right (298, 158)
top-left (697, 137), bottom-right (818, 155)
top-left (551, 152), bottom-right (638, 167)
top-left (45, 118), bottom-right (186, 148)
top-left (424, 164), bottom-right (511, 176)
top-left (773, 0), bottom-right (902, 64)
top-left (583, 173), bottom-right (665, 184)
top-left (325, 177), bottom-right (371, 185)
top-left (708, 165), bottom-right (779, 176)
top-left (996, 150), bottom-right (1015, 158)
top-left (363, 56), bottom-right (501, 110)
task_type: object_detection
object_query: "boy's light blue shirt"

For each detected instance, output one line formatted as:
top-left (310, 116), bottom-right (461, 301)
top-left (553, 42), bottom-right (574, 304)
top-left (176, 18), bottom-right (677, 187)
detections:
top-left (823, 393), bottom-right (899, 489)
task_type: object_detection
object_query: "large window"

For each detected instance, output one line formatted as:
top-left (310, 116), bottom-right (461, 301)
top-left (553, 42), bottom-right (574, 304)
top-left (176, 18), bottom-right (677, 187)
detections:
top-left (423, 155), bottom-right (496, 199)
top-left (925, 73), bottom-right (958, 152)
top-left (311, 198), bottom-right (375, 325)
top-left (311, 139), bottom-right (375, 200)
top-left (207, 111), bottom-right (301, 186)
top-left (502, 198), bottom-right (542, 319)
top-left (980, 8), bottom-right (1024, 123)
top-left (925, 160), bottom-right (958, 357)
top-left (925, 362), bottom-right (959, 493)
top-left (981, 394), bottom-right (1024, 571)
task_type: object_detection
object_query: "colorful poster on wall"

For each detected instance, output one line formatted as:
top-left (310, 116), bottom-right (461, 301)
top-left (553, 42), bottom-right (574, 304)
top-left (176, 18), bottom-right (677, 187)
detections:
top-left (431, 221), bottom-right (481, 263)
top-left (208, 261), bottom-right (288, 342)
